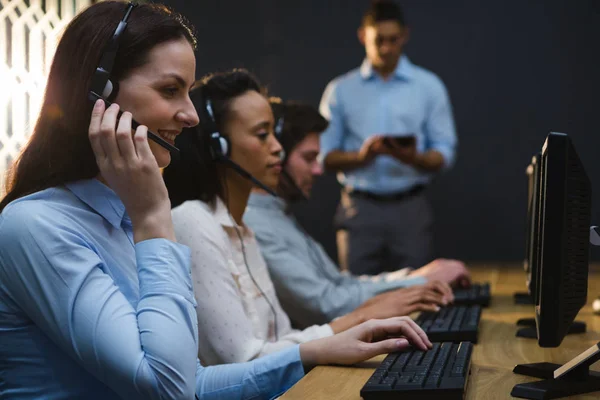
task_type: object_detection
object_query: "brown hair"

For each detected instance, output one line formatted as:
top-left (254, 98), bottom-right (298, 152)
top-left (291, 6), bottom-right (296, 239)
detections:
top-left (0, 1), bottom-right (196, 211)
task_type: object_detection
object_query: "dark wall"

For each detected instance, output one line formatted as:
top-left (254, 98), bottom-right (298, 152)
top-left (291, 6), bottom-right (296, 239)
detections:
top-left (166, 0), bottom-right (600, 262)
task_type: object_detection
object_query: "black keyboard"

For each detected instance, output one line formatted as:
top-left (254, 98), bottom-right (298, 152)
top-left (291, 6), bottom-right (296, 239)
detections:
top-left (360, 342), bottom-right (473, 400)
top-left (415, 305), bottom-right (481, 343)
top-left (453, 282), bottom-right (491, 307)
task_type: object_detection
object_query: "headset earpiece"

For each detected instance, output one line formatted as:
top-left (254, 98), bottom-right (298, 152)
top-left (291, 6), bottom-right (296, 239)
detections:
top-left (209, 131), bottom-right (230, 158)
top-left (102, 79), bottom-right (120, 102)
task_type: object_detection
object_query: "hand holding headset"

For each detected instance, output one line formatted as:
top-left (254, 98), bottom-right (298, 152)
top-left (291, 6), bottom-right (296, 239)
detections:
top-left (88, 2), bottom-right (179, 154)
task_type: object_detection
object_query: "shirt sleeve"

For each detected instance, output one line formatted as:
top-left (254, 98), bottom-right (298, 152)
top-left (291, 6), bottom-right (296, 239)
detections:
top-left (424, 77), bottom-right (458, 170)
top-left (318, 78), bottom-right (346, 159)
top-left (173, 206), bottom-right (332, 366)
top-left (0, 203), bottom-right (198, 400)
top-left (195, 346), bottom-right (304, 400)
top-left (254, 226), bottom-right (428, 326)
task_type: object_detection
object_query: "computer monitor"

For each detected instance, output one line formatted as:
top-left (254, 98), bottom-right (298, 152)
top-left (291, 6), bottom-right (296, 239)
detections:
top-left (517, 153), bottom-right (542, 303)
top-left (512, 132), bottom-right (600, 399)
top-left (534, 132), bottom-right (590, 347)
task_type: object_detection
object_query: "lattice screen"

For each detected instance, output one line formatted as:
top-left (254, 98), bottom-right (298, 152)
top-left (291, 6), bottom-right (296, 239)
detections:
top-left (0, 0), bottom-right (92, 193)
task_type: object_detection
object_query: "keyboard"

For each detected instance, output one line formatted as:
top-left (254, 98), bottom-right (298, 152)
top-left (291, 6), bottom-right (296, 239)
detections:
top-left (360, 342), bottom-right (473, 400)
top-left (415, 305), bottom-right (481, 343)
top-left (453, 282), bottom-right (491, 307)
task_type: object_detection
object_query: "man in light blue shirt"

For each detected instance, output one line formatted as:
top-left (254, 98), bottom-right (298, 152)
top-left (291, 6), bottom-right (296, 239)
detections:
top-left (319, 1), bottom-right (457, 275)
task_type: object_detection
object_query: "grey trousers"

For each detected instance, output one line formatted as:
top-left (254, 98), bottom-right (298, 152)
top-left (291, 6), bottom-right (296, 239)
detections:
top-left (335, 189), bottom-right (435, 276)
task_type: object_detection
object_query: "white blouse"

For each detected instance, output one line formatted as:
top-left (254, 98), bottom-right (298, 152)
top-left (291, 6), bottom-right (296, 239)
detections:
top-left (172, 198), bottom-right (334, 366)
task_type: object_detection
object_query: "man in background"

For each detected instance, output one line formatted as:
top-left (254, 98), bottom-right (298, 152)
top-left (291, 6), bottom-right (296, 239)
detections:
top-left (319, 1), bottom-right (457, 275)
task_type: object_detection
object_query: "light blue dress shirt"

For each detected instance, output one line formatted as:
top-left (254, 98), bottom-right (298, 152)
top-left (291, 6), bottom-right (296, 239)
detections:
top-left (319, 55), bottom-right (457, 195)
top-left (245, 193), bottom-right (427, 328)
top-left (0, 179), bottom-right (303, 400)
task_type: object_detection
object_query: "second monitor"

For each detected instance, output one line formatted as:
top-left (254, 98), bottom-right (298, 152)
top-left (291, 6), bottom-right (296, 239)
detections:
top-left (512, 132), bottom-right (598, 399)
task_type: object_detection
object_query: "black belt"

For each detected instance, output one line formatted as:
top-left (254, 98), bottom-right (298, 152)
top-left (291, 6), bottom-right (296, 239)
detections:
top-left (349, 185), bottom-right (426, 202)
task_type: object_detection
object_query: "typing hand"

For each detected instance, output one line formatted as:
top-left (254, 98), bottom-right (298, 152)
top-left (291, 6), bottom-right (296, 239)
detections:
top-left (300, 317), bottom-right (431, 368)
top-left (357, 282), bottom-right (452, 320)
top-left (409, 258), bottom-right (471, 288)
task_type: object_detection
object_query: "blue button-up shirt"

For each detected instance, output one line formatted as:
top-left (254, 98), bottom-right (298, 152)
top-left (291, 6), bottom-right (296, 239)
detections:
top-left (245, 193), bottom-right (427, 328)
top-left (319, 55), bottom-right (457, 195)
top-left (0, 179), bottom-right (303, 400)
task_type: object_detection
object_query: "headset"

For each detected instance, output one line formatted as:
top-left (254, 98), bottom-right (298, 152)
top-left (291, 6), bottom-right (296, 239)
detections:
top-left (201, 96), bottom-right (279, 197)
top-left (88, 2), bottom-right (179, 154)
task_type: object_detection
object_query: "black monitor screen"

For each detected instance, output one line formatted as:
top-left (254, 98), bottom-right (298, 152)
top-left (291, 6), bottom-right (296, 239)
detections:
top-left (535, 132), bottom-right (591, 347)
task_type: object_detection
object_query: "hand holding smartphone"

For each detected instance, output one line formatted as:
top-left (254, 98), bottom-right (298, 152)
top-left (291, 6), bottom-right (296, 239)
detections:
top-left (382, 135), bottom-right (416, 149)
top-left (380, 134), bottom-right (417, 165)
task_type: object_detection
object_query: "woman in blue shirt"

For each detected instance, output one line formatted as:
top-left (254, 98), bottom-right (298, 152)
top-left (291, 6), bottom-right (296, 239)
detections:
top-left (0, 2), bottom-right (430, 400)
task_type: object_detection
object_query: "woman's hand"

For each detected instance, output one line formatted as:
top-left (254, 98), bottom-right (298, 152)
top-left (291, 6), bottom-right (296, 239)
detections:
top-left (409, 258), bottom-right (471, 288)
top-left (88, 99), bottom-right (175, 242)
top-left (300, 317), bottom-right (432, 369)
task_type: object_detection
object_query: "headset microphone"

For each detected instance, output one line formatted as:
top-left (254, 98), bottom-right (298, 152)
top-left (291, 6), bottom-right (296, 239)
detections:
top-left (215, 153), bottom-right (278, 197)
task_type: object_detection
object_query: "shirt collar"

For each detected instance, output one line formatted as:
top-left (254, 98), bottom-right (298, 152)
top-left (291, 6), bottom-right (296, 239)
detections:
top-left (212, 196), bottom-right (242, 228)
top-left (247, 192), bottom-right (287, 213)
top-left (65, 179), bottom-right (127, 229)
top-left (360, 54), bottom-right (413, 81)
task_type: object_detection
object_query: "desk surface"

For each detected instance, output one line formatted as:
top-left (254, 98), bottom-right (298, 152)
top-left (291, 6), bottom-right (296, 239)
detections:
top-left (281, 264), bottom-right (600, 400)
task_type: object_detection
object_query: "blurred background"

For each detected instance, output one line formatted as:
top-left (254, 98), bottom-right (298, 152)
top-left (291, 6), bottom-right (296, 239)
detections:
top-left (165, 0), bottom-right (600, 263)
top-left (2, 0), bottom-right (600, 262)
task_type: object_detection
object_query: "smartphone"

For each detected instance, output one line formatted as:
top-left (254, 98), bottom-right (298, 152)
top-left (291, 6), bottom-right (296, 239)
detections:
top-left (382, 135), bottom-right (416, 148)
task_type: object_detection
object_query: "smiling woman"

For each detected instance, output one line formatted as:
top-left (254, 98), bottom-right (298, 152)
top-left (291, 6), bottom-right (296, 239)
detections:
top-left (113, 37), bottom-right (199, 167)
top-left (0, 3), bottom-right (434, 399)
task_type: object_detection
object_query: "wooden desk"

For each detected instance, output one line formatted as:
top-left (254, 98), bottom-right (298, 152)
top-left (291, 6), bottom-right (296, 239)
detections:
top-left (281, 264), bottom-right (600, 399)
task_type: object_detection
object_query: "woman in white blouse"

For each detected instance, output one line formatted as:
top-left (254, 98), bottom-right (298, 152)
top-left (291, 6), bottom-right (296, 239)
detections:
top-left (163, 69), bottom-right (435, 367)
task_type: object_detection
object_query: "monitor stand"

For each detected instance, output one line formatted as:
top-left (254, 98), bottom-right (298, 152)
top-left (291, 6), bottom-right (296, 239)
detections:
top-left (515, 319), bottom-right (586, 338)
top-left (514, 291), bottom-right (534, 305)
top-left (512, 342), bottom-right (600, 399)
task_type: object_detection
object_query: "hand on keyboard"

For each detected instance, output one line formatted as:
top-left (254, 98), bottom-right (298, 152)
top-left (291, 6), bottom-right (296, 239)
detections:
top-left (356, 284), bottom-right (453, 320)
top-left (300, 317), bottom-right (432, 368)
top-left (409, 258), bottom-right (471, 287)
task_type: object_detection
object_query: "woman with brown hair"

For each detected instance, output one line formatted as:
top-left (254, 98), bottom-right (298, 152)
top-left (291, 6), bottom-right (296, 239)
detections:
top-left (0, 2), bottom-right (430, 399)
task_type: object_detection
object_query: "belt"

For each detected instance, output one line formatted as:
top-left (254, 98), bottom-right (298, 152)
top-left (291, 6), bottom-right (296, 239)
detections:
top-left (349, 185), bottom-right (426, 202)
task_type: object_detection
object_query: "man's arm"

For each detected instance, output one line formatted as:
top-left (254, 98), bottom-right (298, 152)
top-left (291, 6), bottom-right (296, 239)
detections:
top-left (323, 135), bottom-right (389, 172)
top-left (385, 77), bottom-right (457, 172)
top-left (413, 149), bottom-right (445, 172)
top-left (420, 78), bottom-right (457, 171)
top-left (319, 79), bottom-right (383, 172)
top-left (252, 226), bottom-right (427, 326)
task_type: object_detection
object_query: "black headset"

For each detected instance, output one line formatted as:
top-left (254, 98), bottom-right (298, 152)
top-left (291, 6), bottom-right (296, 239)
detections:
top-left (200, 94), bottom-right (279, 197)
top-left (88, 2), bottom-right (179, 154)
